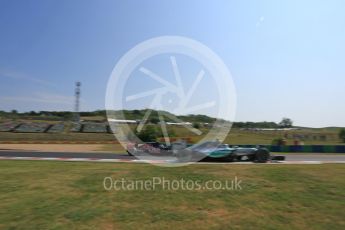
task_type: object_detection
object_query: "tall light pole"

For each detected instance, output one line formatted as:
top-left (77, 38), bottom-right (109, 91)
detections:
top-left (74, 82), bottom-right (81, 122)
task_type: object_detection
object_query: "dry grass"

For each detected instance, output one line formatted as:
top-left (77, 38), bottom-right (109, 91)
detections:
top-left (0, 161), bottom-right (344, 229)
top-left (0, 126), bottom-right (343, 145)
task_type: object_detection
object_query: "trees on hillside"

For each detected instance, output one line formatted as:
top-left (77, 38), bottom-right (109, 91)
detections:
top-left (135, 125), bottom-right (158, 142)
top-left (149, 117), bottom-right (159, 124)
top-left (192, 122), bottom-right (200, 129)
top-left (279, 118), bottom-right (293, 128)
top-left (339, 129), bottom-right (345, 143)
top-left (233, 121), bottom-right (278, 129)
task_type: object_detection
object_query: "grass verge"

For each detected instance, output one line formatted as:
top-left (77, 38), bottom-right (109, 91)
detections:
top-left (0, 161), bottom-right (344, 229)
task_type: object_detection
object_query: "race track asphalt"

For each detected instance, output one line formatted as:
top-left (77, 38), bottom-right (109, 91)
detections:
top-left (0, 150), bottom-right (345, 163)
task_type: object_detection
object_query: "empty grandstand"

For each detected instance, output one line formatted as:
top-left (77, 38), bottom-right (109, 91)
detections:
top-left (14, 123), bottom-right (51, 133)
top-left (0, 122), bottom-right (20, 132)
top-left (82, 123), bottom-right (108, 133)
top-left (70, 123), bottom-right (82, 132)
top-left (47, 123), bottom-right (65, 133)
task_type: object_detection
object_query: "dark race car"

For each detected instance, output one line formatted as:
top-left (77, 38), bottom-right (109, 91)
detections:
top-left (126, 142), bottom-right (171, 156)
top-left (174, 141), bottom-right (285, 163)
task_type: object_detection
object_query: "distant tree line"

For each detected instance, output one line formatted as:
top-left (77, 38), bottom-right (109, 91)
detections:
top-left (0, 109), bottom-right (294, 129)
top-left (233, 118), bottom-right (293, 129)
top-left (232, 121), bottom-right (279, 129)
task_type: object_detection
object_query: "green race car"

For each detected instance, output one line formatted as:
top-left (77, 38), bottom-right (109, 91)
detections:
top-left (174, 141), bottom-right (284, 163)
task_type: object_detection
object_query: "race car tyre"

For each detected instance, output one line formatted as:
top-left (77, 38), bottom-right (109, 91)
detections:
top-left (224, 155), bottom-right (235, 162)
top-left (255, 148), bottom-right (270, 163)
top-left (271, 155), bottom-right (285, 161)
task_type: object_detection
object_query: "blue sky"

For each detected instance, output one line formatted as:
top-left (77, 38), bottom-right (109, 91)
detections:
top-left (0, 0), bottom-right (344, 127)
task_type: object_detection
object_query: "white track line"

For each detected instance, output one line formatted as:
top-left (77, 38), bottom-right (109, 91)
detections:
top-left (0, 156), bottom-right (345, 164)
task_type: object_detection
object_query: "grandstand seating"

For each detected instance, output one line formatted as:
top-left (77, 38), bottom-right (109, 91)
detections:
top-left (14, 123), bottom-right (50, 133)
top-left (82, 123), bottom-right (108, 133)
top-left (70, 123), bottom-right (82, 132)
top-left (47, 123), bottom-right (65, 133)
top-left (0, 122), bottom-right (20, 132)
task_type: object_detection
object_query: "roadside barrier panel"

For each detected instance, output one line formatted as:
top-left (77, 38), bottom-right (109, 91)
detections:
top-left (289, 145), bottom-right (303, 152)
top-left (281, 145), bottom-right (290, 152)
top-left (269, 145), bottom-right (281, 152)
top-left (335, 146), bottom-right (345, 153)
top-left (324, 145), bottom-right (336, 153)
top-left (312, 145), bottom-right (324, 153)
top-left (302, 145), bottom-right (313, 152)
